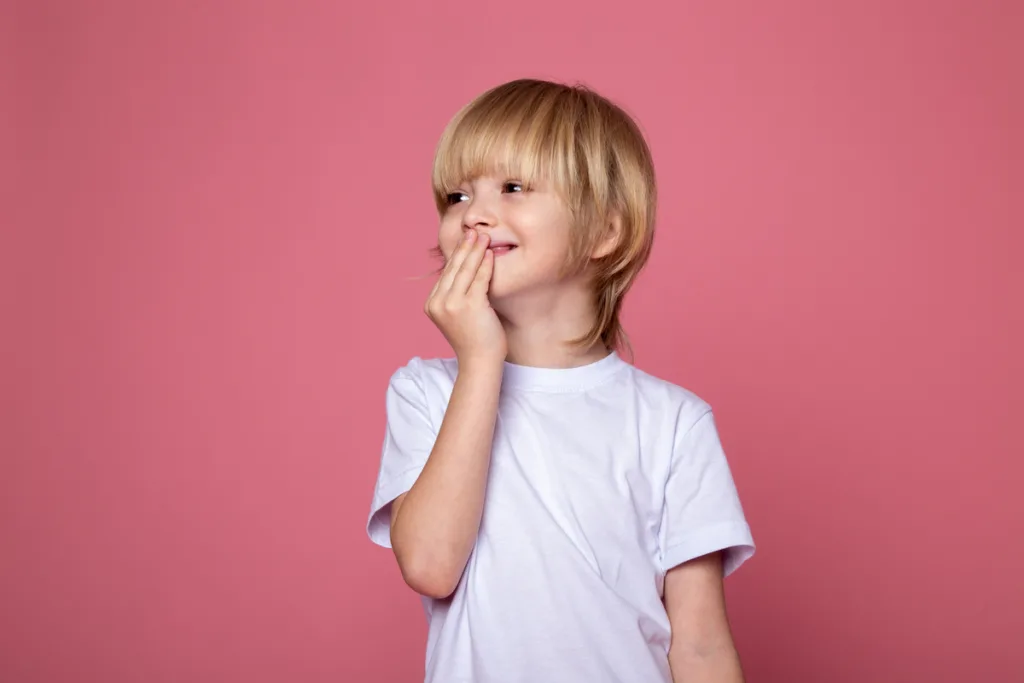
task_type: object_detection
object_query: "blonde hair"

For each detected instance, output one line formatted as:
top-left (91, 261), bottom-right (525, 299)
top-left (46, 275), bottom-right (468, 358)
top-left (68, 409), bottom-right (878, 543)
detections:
top-left (431, 78), bottom-right (657, 356)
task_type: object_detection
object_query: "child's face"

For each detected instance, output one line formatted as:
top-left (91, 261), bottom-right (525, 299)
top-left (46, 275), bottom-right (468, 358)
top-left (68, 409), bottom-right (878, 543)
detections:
top-left (438, 174), bottom-right (574, 301)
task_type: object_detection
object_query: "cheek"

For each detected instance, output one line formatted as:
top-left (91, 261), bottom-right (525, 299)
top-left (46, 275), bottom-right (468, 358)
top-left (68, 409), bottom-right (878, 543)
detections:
top-left (527, 221), bottom-right (573, 262)
top-left (437, 219), bottom-right (462, 258)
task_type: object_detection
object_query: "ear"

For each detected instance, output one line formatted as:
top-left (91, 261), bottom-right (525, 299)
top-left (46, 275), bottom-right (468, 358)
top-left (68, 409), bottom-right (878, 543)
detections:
top-left (590, 212), bottom-right (623, 260)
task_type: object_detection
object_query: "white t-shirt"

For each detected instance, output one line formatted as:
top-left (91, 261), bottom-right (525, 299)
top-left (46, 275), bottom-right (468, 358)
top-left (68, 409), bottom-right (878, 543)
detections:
top-left (367, 352), bottom-right (755, 683)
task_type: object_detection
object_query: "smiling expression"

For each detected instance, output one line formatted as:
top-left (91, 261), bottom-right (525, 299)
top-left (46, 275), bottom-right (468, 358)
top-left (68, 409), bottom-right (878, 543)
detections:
top-left (438, 175), bottom-right (576, 301)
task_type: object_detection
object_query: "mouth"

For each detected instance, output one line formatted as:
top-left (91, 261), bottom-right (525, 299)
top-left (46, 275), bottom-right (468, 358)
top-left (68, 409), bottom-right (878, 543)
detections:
top-left (487, 242), bottom-right (518, 256)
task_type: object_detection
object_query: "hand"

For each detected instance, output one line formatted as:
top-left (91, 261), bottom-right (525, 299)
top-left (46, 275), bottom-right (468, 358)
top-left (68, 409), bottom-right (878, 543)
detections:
top-left (425, 230), bottom-right (507, 365)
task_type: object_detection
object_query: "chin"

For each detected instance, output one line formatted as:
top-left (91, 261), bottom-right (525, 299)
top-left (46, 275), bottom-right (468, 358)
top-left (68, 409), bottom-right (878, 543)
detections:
top-left (487, 268), bottom-right (529, 296)
top-left (487, 272), bottom-right (552, 303)
top-left (486, 285), bottom-right (510, 301)
top-left (486, 277), bottom-right (519, 303)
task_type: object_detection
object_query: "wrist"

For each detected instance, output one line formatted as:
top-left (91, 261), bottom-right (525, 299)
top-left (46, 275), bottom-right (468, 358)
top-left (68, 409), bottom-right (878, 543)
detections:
top-left (456, 353), bottom-right (506, 377)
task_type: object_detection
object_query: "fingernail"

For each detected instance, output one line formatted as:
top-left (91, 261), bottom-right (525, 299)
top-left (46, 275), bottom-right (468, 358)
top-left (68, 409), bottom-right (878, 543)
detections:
top-left (466, 230), bottom-right (476, 241)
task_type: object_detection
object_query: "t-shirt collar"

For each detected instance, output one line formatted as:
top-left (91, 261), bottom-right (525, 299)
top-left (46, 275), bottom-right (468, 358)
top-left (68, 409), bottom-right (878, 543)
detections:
top-left (498, 351), bottom-right (627, 393)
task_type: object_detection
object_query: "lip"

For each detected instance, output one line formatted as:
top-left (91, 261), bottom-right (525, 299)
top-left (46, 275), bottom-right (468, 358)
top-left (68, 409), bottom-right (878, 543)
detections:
top-left (487, 241), bottom-right (518, 256)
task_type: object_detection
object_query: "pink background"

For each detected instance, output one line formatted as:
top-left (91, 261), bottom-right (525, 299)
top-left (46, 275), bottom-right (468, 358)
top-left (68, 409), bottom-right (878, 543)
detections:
top-left (4, 1), bottom-right (1021, 681)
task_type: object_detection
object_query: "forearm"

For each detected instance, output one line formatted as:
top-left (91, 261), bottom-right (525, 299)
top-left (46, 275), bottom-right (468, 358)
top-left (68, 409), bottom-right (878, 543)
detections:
top-left (669, 641), bottom-right (744, 683)
top-left (390, 358), bottom-right (503, 597)
top-left (664, 552), bottom-right (744, 683)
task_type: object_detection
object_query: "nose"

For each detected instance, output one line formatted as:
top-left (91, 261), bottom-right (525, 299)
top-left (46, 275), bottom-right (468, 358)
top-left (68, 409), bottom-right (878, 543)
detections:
top-left (461, 195), bottom-right (497, 233)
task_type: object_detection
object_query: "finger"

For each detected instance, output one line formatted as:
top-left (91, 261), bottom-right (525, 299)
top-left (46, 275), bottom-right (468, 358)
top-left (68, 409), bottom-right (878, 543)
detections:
top-left (468, 245), bottom-right (494, 298)
top-left (426, 241), bottom-right (460, 309)
top-left (426, 233), bottom-right (474, 311)
top-left (436, 231), bottom-right (476, 293)
top-left (451, 232), bottom-right (489, 294)
top-left (427, 264), bottom-right (445, 301)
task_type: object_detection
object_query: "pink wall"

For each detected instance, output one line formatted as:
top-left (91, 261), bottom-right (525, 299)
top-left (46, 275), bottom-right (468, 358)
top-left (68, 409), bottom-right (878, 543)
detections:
top-left (4, 1), bottom-right (1021, 681)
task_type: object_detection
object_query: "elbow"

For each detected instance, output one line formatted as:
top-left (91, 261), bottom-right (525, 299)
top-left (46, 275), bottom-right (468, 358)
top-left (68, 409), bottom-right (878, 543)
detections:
top-left (399, 561), bottom-right (460, 598)
top-left (394, 546), bottom-right (463, 599)
top-left (403, 570), bottom-right (458, 600)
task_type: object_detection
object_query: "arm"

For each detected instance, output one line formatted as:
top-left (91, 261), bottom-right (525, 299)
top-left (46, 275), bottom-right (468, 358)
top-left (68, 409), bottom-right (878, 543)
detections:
top-left (664, 551), bottom-right (745, 683)
top-left (389, 359), bottom-right (501, 598)
top-left (389, 229), bottom-right (505, 599)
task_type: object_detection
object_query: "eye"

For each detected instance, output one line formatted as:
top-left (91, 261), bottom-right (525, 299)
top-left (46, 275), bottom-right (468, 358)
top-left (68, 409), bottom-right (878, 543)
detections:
top-left (445, 191), bottom-right (469, 206)
top-left (503, 181), bottom-right (525, 194)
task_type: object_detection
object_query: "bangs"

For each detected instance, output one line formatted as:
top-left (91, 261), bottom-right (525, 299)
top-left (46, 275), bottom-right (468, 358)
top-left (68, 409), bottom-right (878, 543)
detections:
top-left (431, 85), bottom-right (580, 212)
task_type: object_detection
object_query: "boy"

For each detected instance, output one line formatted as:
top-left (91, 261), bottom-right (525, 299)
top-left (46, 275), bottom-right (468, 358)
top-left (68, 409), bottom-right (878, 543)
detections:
top-left (367, 78), bottom-right (755, 682)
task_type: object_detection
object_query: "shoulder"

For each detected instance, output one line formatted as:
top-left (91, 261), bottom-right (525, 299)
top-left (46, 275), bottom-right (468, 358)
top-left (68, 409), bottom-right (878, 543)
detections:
top-left (387, 356), bottom-right (459, 394)
top-left (381, 357), bottom-right (458, 427)
top-left (624, 363), bottom-right (713, 433)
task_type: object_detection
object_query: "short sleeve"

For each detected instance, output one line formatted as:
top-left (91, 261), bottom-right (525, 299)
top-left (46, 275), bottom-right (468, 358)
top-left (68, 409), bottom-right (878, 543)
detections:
top-left (366, 360), bottom-right (437, 548)
top-left (659, 409), bottom-right (755, 577)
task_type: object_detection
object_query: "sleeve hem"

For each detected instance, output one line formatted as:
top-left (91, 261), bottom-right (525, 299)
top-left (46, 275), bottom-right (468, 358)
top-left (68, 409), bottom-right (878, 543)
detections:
top-left (366, 467), bottom-right (424, 549)
top-left (661, 520), bottom-right (755, 577)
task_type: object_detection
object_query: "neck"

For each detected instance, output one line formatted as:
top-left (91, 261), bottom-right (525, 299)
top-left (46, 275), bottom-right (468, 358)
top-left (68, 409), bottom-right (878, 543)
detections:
top-left (492, 283), bottom-right (610, 369)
